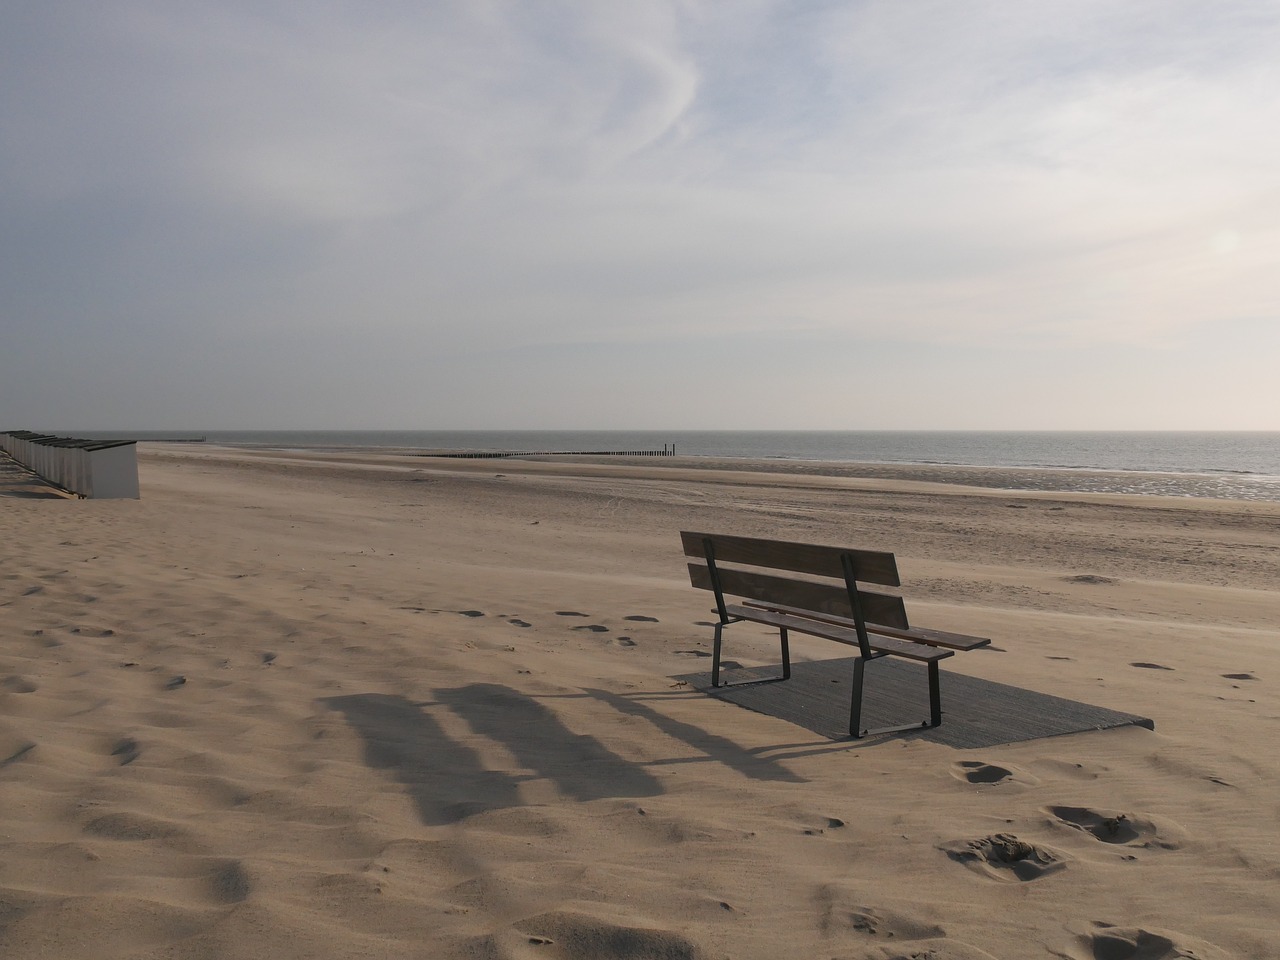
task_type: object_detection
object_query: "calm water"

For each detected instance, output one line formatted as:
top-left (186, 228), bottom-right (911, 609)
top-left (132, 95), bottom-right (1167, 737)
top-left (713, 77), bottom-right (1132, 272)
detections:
top-left (74, 430), bottom-right (1280, 501)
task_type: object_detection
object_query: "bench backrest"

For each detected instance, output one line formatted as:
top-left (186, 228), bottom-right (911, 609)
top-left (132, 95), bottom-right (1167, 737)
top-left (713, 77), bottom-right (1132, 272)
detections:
top-left (680, 531), bottom-right (911, 641)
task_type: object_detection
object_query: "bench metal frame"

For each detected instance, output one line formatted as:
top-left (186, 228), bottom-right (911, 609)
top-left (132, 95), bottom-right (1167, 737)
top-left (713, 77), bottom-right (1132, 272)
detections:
top-left (689, 533), bottom-right (951, 738)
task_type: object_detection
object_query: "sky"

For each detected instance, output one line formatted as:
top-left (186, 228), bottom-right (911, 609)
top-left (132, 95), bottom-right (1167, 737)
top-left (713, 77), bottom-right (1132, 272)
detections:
top-left (2, 1), bottom-right (1278, 431)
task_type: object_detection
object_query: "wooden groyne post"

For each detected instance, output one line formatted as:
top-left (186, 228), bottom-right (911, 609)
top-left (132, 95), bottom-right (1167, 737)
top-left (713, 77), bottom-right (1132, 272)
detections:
top-left (417, 444), bottom-right (677, 460)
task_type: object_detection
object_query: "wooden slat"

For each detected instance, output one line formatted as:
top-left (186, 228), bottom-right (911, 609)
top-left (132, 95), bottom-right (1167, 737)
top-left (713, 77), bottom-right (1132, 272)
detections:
top-left (739, 600), bottom-right (990, 651)
top-left (724, 605), bottom-right (953, 663)
top-left (680, 531), bottom-right (900, 586)
top-left (688, 562), bottom-right (910, 630)
top-left (869, 624), bottom-right (990, 651)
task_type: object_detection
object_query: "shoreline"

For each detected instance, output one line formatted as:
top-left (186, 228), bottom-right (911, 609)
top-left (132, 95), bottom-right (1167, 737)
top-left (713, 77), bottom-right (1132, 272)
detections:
top-left (142, 442), bottom-right (1280, 504)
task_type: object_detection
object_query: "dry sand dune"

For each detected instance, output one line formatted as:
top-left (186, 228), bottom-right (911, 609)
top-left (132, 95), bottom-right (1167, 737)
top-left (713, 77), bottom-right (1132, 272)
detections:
top-left (2, 445), bottom-right (1279, 959)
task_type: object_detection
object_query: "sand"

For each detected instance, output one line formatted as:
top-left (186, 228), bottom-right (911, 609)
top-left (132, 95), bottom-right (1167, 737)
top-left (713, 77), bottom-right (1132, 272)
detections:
top-left (2, 444), bottom-right (1278, 959)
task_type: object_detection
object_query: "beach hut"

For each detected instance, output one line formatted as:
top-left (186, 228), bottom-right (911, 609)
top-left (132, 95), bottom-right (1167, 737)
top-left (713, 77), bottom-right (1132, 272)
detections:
top-left (0, 432), bottom-right (139, 498)
top-left (84, 441), bottom-right (139, 498)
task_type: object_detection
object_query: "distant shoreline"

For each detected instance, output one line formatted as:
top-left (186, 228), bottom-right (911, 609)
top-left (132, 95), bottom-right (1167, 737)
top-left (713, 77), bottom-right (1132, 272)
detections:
top-left (80, 428), bottom-right (1280, 477)
top-left (139, 442), bottom-right (1280, 504)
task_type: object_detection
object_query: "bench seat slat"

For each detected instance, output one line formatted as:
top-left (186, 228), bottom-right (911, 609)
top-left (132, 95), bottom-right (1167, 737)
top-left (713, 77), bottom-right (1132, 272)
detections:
top-left (725, 605), bottom-right (953, 663)
top-left (740, 600), bottom-right (990, 651)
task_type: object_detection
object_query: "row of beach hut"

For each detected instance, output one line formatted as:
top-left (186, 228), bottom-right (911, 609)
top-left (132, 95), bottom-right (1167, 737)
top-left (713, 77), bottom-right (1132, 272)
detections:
top-left (0, 431), bottom-right (140, 499)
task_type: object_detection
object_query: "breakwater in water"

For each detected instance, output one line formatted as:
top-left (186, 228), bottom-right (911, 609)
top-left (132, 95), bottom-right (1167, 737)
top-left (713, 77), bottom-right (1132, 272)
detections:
top-left (416, 445), bottom-right (676, 459)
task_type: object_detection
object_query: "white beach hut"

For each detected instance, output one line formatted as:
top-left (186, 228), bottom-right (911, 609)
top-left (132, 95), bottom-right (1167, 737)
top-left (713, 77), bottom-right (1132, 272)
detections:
top-left (85, 441), bottom-right (139, 499)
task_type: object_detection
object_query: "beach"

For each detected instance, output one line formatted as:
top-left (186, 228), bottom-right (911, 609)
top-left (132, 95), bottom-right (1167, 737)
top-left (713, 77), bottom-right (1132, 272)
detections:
top-left (3, 443), bottom-right (1279, 959)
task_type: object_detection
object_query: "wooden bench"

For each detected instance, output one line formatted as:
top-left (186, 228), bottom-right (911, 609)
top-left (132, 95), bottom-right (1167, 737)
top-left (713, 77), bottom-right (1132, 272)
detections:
top-left (681, 531), bottom-right (991, 738)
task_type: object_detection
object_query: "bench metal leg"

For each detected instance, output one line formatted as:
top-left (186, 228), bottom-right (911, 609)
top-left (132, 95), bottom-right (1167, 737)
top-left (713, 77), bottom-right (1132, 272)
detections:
top-left (712, 620), bottom-right (725, 687)
top-left (711, 618), bottom-right (790, 689)
top-left (928, 659), bottom-right (942, 727)
top-left (849, 656), bottom-right (866, 737)
top-left (848, 654), bottom-right (943, 739)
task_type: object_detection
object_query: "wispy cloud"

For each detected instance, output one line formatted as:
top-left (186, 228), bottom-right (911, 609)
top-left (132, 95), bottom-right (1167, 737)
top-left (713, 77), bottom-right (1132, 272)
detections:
top-left (2, 0), bottom-right (1277, 428)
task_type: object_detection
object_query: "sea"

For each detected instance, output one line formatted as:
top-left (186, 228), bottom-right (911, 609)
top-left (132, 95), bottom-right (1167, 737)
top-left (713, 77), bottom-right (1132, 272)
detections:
top-left (73, 430), bottom-right (1280, 503)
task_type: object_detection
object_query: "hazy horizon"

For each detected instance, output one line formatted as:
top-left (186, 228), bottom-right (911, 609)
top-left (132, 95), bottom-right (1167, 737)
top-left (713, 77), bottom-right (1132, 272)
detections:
top-left (32, 427), bottom-right (1280, 438)
top-left (4, 3), bottom-right (1278, 431)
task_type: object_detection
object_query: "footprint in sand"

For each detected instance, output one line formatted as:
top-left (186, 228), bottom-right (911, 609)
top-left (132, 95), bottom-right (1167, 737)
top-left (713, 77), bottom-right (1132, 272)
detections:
top-left (813, 884), bottom-right (946, 942)
top-left (1051, 807), bottom-right (1140, 844)
top-left (206, 859), bottom-right (252, 904)
top-left (110, 737), bottom-right (141, 766)
top-left (2, 742), bottom-right (37, 767)
top-left (555, 611), bottom-right (589, 617)
top-left (457, 610), bottom-right (486, 618)
top-left (572, 624), bottom-right (609, 633)
top-left (1, 676), bottom-right (38, 694)
top-left (623, 615), bottom-right (659, 622)
top-left (942, 834), bottom-right (1068, 882)
top-left (515, 911), bottom-right (701, 960)
top-left (1222, 672), bottom-right (1257, 680)
top-left (1061, 922), bottom-right (1231, 960)
top-left (1129, 662), bottom-right (1174, 671)
top-left (803, 817), bottom-right (848, 835)
top-left (952, 761), bottom-right (1018, 785)
top-left (1048, 806), bottom-right (1184, 849)
top-left (507, 619), bottom-right (532, 628)
top-left (83, 811), bottom-right (191, 843)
